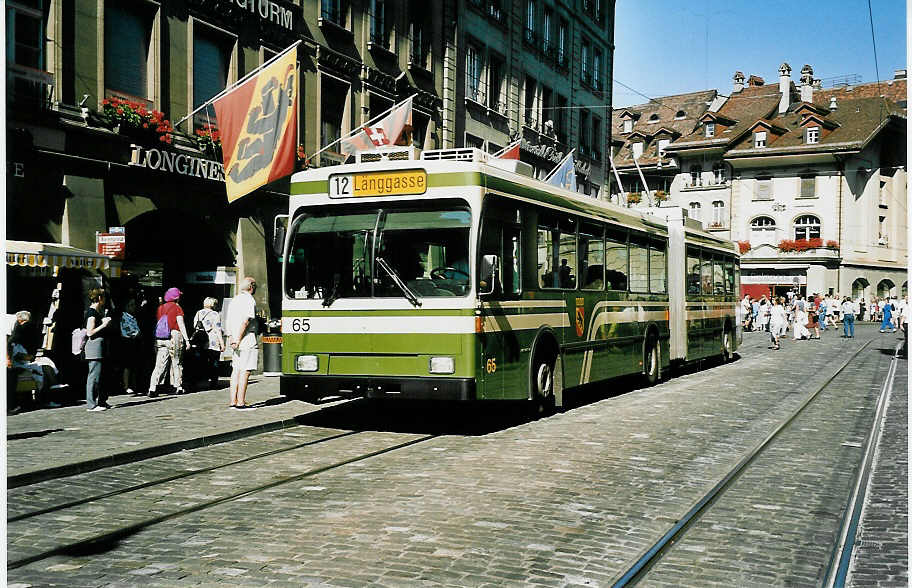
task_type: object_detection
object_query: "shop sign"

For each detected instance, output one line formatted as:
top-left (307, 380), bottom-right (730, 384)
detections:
top-left (741, 274), bottom-right (806, 285)
top-left (224, 0), bottom-right (294, 30)
top-left (129, 144), bottom-right (225, 182)
top-left (96, 233), bottom-right (126, 260)
top-left (519, 139), bottom-right (593, 180)
top-left (8, 162), bottom-right (25, 177)
top-left (109, 226), bottom-right (125, 234)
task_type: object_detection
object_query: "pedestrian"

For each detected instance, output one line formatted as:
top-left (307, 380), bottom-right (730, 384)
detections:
top-left (759, 297), bottom-right (770, 332)
top-left (84, 288), bottom-right (113, 411)
top-left (841, 296), bottom-right (856, 338)
top-left (807, 296), bottom-right (820, 339)
top-left (119, 298), bottom-right (142, 395)
top-left (227, 277), bottom-right (259, 409)
top-left (740, 295), bottom-right (752, 331)
top-left (148, 287), bottom-right (191, 397)
top-left (818, 297), bottom-right (827, 331)
top-left (751, 298), bottom-right (760, 331)
top-left (880, 298), bottom-right (895, 333)
top-left (792, 296), bottom-right (810, 340)
top-left (192, 297), bottom-right (226, 389)
top-left (768, 297), bottom-right (787, 350)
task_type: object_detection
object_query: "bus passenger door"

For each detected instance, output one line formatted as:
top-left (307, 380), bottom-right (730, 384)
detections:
top-left (478, 206), bottom-right (523, 400)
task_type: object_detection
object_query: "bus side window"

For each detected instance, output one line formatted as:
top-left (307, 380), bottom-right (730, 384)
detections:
top-left (724, 259), bottom-right (734, 293)
top-left (605, 228), bottom-right (628, 291)
top-left (701, 250), bottom-right (713, 295)
top-left (538, 213), bottom-right (576, 289)
top-left (713, 254), bottom-right (725, 295)
top-left (628, 235), bottom-right (649, 293)
top-left (580, 223), bottom-right (604, 290)
top-left (649, 238), bottom-right (667, 294)
top-left (686, 247), bottom-right (701, 296)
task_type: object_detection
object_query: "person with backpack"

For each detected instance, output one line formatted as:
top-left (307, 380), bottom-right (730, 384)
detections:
top-left (191, 297), bottom-right (225, 390)
top-left (148, 287), bottom-right (191, 397)
top-left (84, 288), bottom-right (113, 411)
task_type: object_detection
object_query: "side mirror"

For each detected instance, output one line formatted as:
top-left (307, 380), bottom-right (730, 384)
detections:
top-left (273, 214), bottom-right (289, 260)
top-left (479, 254), bottom-right (499, 295)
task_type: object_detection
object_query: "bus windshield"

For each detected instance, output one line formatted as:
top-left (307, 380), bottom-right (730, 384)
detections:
top-left (285, 205), bottom-right (472, 301)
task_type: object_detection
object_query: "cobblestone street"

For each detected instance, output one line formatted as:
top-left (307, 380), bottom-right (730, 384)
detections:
top-left (6, 325), bottom-right (907, 587)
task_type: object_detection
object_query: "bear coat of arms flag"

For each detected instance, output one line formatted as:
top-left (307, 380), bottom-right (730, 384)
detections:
top-left (213, 47), bottom-right (298, 202)
top-left (340, 96), bottom-right (413, 156)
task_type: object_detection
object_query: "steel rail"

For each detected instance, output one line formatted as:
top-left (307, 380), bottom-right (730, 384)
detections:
top-left (8, 434), bottom-right (437, 570)
top-left (824, 340), bottom-right (903, 587)
top-left (610, 338), bottom-right (874, 587)
top-left (8, 430), bottom-right (359, 523)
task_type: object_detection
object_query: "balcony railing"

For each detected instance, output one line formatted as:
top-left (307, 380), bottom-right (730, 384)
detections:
top-left (7, 63), bottom-right (55, 112)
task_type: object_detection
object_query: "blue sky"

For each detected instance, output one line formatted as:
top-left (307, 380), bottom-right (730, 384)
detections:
top-left (611, 0), bottom-right (908, 107)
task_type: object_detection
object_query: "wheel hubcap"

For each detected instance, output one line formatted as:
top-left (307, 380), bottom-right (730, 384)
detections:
top-left (536, 363), bottom-right (553, 397)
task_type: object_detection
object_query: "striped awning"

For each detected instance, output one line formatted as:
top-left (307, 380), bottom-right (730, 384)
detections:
top-left (6, 240), bottom-right (122, 277)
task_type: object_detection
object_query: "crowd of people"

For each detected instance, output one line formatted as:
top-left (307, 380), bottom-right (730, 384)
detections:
top-left (8, 277), bottom-right (262, 414)
top-left (740, 290), bottom-right (909, 350)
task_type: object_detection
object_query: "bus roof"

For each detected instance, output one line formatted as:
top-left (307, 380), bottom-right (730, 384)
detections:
top-left (290, 147), bottom-right (738, 256)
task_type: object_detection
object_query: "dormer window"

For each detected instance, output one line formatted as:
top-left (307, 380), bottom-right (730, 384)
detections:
top-left (623, 119), bottom-right (633, 133)
top-left (648, 113), bottom-right (659, 123)
top-left (806, 126), bottom-right (819, 144)
top-left (632, 142), bottom-right (643, 159)
top-left (705, 122), bottom-right (715, 138)
top-left (657, 138), bottom-right (670, 157)
top-left (675, 110), bottom-right (686, 120)
top-left (754, 131), bottom-right (767, 148)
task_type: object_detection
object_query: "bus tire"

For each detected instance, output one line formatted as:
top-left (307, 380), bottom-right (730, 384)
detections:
top-left (643, 337), bottom-right (659, 386)
top-left (721, 325), bottom-right (733, 363)
top-left (531, 352), bottom-right (560, 415)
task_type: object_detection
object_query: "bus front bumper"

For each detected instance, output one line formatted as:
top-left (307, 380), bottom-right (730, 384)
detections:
top-left (280, 375), bottom-right (476, 402)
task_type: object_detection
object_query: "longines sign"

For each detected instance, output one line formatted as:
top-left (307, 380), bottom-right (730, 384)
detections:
top-left (129, 144), bottom-right (225, 182)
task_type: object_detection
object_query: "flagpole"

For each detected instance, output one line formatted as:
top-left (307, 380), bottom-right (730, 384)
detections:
top-left (175, 40), bottom-right (302, 129)
top-left (544, 149), bottom-right (574, 182)
top-left (308, 94), bottom-right (415, 163)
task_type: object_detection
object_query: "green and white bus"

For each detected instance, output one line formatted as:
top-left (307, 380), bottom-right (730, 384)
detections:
top-left (279, 147), bottom-right (740, 408)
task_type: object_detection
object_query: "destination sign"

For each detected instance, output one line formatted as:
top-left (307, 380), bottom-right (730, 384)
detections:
top-left (328, 170), bottom-right (427, 198)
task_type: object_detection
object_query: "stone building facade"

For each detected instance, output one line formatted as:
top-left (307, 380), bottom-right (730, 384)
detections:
top-left (610, 64), bottom-right (907, 301)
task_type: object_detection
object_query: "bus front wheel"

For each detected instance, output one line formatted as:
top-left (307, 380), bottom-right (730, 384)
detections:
top-left (531, 353), bottom-right (562, 414)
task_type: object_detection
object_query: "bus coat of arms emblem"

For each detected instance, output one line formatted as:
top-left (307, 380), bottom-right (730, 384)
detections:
top-left (575, 297), bottom-right (585, 337)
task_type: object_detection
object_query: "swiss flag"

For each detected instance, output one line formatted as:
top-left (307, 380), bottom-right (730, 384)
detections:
top-left (340, 96), bottom-right (413, 156)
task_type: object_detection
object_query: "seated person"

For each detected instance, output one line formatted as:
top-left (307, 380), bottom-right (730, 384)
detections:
top-left (8, 311), bottom-right (64, 408)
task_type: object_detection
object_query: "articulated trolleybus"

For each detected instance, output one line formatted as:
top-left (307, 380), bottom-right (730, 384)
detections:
top-left (279, 147), bottom-right (740, 409)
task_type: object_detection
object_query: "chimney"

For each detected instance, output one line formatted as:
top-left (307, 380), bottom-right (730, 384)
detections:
top-left (747, 75), bottom-right (765, 87)
top-left (829, 96), bottom-right (838, 110)
top-left (733, 71), bottom-right (745, 93)
top-left (778, 62), bottom-right (792, 114)
top-left (895, 68), bottom-right (907, 80)
top-left (799, 64), bottom-right (814, 103)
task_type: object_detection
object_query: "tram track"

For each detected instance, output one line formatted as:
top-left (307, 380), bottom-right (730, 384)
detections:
top-left (8, 430), bottom-right (439, 571)
top-left (610, 337), bottom-right (899, 587)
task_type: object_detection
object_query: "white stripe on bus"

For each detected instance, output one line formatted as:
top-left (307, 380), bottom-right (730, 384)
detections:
top-left (482, 313), bottom-right (570, 332)
top-left (282, 316), bottom-right (476, 334)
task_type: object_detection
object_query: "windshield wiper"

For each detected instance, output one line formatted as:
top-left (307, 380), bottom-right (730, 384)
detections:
top-left (375, 256), bottom-right (422, 307)
top-left (322, 274), bottom-right (341, 307)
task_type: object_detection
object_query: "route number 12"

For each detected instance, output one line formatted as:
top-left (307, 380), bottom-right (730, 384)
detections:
top-left (329, 175), bottom-right (352, 198)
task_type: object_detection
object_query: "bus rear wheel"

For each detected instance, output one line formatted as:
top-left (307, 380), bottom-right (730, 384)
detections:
top-left (643, 338), bottom-right (659, 386)
top-left (721, 326), bottom-right (733, 363)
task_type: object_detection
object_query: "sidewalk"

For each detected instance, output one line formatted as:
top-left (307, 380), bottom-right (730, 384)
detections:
top-left (6, 375), bottom-right (325, 487)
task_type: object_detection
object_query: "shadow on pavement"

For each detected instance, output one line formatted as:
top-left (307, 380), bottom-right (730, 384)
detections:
top-left (8, 428), bottom-right (65, 441)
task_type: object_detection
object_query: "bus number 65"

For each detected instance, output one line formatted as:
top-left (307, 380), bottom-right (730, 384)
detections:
top-left (291, 318), bottom-right (311, 332)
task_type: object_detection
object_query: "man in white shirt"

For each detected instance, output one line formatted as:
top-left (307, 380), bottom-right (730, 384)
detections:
top-left (227, 277), bottom-right (259, 409)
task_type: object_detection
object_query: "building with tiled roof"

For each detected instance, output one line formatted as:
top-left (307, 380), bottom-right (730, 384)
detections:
top-left (610, 63), bottom-right (907, 300)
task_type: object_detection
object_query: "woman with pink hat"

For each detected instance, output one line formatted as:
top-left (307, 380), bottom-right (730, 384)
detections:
top-left (148, 287), bottom-right (191, 396)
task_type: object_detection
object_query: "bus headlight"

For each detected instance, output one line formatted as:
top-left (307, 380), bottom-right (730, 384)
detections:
top-left (428, 356), bottom-right (454, 374)
top-left (296, 355), bottom-right (319, 372)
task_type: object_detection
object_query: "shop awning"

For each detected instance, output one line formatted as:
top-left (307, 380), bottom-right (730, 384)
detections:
top-left (6, 240), bottom-right (121, 277)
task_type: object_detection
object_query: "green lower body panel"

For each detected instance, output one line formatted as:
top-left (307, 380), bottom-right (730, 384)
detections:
top-left (280, 374), bottom-right (475, 401)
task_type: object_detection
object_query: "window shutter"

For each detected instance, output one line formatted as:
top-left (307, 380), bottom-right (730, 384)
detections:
top-left (801, 177), bottom-right (815, 198)
top-left (193, 31), bottom-right (228, 110)
top-left (105, 5), bottom-right (148, 98)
